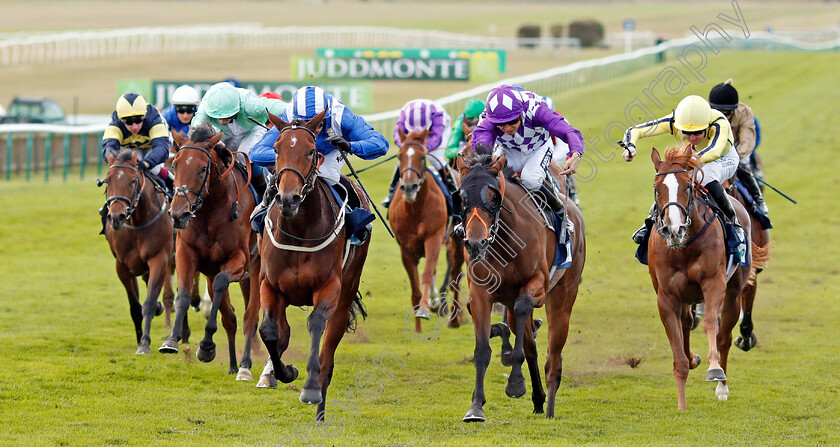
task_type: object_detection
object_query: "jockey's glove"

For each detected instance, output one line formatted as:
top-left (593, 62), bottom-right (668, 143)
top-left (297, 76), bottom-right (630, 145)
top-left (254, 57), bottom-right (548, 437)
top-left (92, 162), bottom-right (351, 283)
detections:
top-left (327, 135), bottom-right (352, 153)
top-left (618, 141), bottom-right (636, 161)
top-left (138, 160), bottom-right (152, 172)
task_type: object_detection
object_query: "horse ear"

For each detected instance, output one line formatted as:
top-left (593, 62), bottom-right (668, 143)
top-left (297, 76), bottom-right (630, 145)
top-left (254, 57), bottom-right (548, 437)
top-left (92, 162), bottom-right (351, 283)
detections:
top-left (462, 120), bottom-right (471, 135)
top-left (307, 108), bottom-right (327, 133)
top-left (106, 152), bottom-right (116, 164)
top-left (130, 151), bottom-right (139, 164)
top-left (419, 128), bottom-right (429, 142)
top-left (267, 110), bottom-right (289, 130)
top-left (456, 154), bottom-right (469, 177)
top-left (489, 155), bottom-right (506, 174)
top-left (651, 147), bottom-right (662, 168)
top-left (398, 125), bottom-right (407, 142)
top-left (209, 130), bottom-right (223, 147)
top-left (172, 130), bottom-right (186, 148)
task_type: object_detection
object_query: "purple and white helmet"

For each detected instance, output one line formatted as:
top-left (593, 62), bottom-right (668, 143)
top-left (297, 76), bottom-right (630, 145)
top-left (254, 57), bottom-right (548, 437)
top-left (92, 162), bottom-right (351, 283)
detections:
top-left (484, 85), bottom-right (525, 124)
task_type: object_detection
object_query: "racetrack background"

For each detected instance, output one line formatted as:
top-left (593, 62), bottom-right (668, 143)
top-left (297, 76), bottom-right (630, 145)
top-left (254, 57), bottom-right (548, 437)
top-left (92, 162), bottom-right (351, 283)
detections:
top-left (1, 2), bottom-right (839, 446)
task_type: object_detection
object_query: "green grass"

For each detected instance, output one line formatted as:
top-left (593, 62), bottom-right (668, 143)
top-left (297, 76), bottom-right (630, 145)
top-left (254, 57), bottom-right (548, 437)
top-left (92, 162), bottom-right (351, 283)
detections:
top-left (2, 50), bottom-right (840, 446)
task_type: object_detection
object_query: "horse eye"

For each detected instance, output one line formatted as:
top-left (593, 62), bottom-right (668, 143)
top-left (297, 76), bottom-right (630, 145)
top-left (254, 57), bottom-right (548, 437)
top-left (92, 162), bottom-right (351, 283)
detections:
top-left (200, 166), bottom-right (207, 173)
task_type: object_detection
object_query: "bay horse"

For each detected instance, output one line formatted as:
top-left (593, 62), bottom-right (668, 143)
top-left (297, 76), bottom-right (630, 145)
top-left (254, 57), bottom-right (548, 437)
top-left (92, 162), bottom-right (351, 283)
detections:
top-left (389, 129), bottom-right (462, 331)
top-left (160, 126), bottom-right (261, 382)
top-left (647, 145), bottom-right (768, 409)
top-left (727, 178), bottom-right (772, 351)
top-left (100, 150), bottom-right (176, 354)
top-left (457, 152), bottom-right (586, 421)
top-left (258, 110), bottom-right (369, 421)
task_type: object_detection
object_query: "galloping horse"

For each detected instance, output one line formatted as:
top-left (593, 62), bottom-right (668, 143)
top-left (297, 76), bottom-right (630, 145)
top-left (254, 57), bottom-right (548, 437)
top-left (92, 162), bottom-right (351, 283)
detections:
top-left (727, 178), bottom-right (772, 351)
top-left (389, 129), bottom-right (461, 331)
top-left (457, 153), bottom-right (586, 421)
top-left (648, 145), bottom-right (768, 409)
top-left (100, 150), bottom-right (175, 354)
top-left (258, 110), bottom-right (370, 421)
top-left (161, 126), bottom-right (261, 382)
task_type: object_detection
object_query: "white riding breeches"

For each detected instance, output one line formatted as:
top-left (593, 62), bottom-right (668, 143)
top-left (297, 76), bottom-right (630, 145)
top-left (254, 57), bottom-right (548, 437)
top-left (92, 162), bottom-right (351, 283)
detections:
top-left (494, 141), bottom-right (552, 191)
top-left (700, 147), bottom-right (739, 186)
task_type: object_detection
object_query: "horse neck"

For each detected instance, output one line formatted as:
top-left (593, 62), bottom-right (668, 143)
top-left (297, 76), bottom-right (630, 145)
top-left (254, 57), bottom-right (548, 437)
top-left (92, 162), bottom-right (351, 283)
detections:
top-left (130, 178), bottom-right (162, 225)
top-left (200, 168), bottom-right (238, 215)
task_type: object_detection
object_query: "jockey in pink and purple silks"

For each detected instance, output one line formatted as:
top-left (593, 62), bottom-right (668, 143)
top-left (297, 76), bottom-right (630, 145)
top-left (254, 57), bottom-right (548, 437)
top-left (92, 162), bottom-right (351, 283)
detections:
top-left (470, 85), bottom-right (585, 218)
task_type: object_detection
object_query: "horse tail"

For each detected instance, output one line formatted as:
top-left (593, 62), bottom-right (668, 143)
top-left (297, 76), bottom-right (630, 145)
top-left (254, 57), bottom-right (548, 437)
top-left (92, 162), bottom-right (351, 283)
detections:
top-left (748, 241), bottom-right (772, 285)
top-left (346, 290), bottom-right (368, 333)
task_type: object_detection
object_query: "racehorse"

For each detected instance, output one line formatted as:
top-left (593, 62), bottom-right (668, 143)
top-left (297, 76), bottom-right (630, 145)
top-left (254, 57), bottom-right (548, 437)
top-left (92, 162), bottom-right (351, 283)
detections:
top-left (257, 110), bottom-right (370, 421)
top-left (388, 129), bottom-right (461, 331)
top-left (100, 150), bottom-right (176, 354)
top-left (457, 151), bottom-right (586, 421)
top-left (647, 145), bottom-right (769, 409)
top-left (160, 126), bottom-right (261, 382)
top-left (727, 179), bottom-right (772, 351)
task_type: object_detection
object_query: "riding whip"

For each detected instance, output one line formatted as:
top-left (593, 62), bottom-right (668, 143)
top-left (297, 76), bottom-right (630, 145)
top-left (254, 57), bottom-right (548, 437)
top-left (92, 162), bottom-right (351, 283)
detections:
top-left (756, 177), bottom-right (798, 204)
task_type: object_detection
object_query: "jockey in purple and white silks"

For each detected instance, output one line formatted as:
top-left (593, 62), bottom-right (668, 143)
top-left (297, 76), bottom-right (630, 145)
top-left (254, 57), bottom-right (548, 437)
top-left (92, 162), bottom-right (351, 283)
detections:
top-left (382, 99), bottom-right (457, 209)
top-left (470, 85), bottom-right (584, 218)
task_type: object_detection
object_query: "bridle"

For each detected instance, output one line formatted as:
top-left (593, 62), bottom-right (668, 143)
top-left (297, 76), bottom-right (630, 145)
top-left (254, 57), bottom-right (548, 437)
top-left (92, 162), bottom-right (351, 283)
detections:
top-left (654, 167), bottom-right (697, 235)
top-left (399, 141), bottom-right (428, 188)
top-left (99, 163), bottom-right (168, 230)
top-left (275, 124), bottom-right (320, 202)
top-left (462, 172), bottom-right (508, 244)
top-left (172, 143), bottom-right (245, 217)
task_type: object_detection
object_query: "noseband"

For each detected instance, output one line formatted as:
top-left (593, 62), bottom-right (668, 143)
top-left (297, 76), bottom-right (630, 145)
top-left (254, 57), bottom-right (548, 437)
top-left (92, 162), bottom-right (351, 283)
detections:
top-left (462, 174), bottom-right (507, 244)
top-left (102, 164), bottom-right (146, 221)
top-left (399, 141), bottom-right (427, 188)
top-left (173, 145), bottom-right (218, 216)
top-left (275, 124), bottom-right (320, 202)
top-left (654, 168), bottom-right (697, 234)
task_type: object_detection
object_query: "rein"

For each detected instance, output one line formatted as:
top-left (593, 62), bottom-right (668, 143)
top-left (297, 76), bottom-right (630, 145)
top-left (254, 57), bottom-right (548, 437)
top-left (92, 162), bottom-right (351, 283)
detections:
top-left (174, 144), bottom-right (252, 220)
top-left (654, 168), bottom-right (696, 235)
top-left (275, 124), bottom-right (320, 203)
top-left (101, 164), bottom-right (168, 230)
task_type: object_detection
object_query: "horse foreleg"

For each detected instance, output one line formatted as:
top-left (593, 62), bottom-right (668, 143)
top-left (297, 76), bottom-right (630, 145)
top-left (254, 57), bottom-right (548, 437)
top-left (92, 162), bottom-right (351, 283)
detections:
top-left (137, 252), bottom-right (168, 355)
top-left (300, 305), bottom-right (329, 405)
top-left (498, 310), bottom-right (513, 366)
top-left (735, 282), bottom-right (757, 351)
top-left (505, 294), bottom-right (533, 399)
top-left (163, 258), bottom-right (175, 328)
top-left (701, 276), bottom-right (728, 382)
top-left (543, 282), bottom-right (575, 418)
top-left (160, 247), bottom-right (197, 353)
top-left (463, 295), bottom-right (492, 423)
top-left (658, 291), bottom-right (690, 410)
top-left (716, 286), bottom-right (741, 401)
top-left (116, 262), bottom-right (142, 346)
top-left (681, 304), bottom-right (702, 370)
top-left (218, 290), bottom-right (239, 375)
top-left (523, 314), bottom-right (545, 415)
top-left (446, 241), bottom-right (465, 328)
top-left (315, 299), bottom-right (352, 421)
top-left (421, 235), bottom-right (445, 324)
top-left (258, 282), bottom-right (296, 388)
top-left (400, 250), bottom-right (424, 332)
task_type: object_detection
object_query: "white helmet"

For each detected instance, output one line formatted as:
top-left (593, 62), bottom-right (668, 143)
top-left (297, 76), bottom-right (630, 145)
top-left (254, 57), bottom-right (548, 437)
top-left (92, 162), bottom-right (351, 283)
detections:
top-left (170, 85), bottom-right (200, 106)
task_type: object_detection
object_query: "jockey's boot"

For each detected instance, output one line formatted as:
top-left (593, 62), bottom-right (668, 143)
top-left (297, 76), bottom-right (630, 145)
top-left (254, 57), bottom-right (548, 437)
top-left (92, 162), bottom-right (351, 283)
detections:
top-left (249, 172), bottom-right (277, 234)
top-left (632, 204), bottom-right (657, 244)
top-left (737, 166), bottom-right (769, 214)
top-left (537, 181), bottom-right (565, 217)
top-left (250, 170), bottom-right (267, 199)
top-left (381, 165), bottom-right (400, 208)
top-left (707, 180), bottom-right (736, 224)
top-left (438, 166), bottom-right (462, 220)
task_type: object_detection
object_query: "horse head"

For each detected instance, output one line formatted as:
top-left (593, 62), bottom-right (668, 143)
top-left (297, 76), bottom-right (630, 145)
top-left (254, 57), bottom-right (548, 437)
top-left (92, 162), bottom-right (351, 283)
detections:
top-left (102, 150), bottom-right (145, 231)
top-left (652, 145), bottom-right (701, 247)
top-left (169, 126), bottom-right (223, 229)
top-left (457, 151), bottom-right (506, 261)
top-left (268, 109), bottom-right (326, 217)
top-left (397, 128), bottom-right (429, 203)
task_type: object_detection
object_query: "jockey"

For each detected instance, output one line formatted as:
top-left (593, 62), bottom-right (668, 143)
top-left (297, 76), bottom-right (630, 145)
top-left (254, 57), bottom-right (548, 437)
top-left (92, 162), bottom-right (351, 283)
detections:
top-left (249, 86), bottom-right (389, 238)
top-left (382, 98), bottom-right (458, 211)
top-left (543, 96), bottom-right (580, 206)
top-left (161, 85), bottom-right (200, 138)
top-left (192, 82), bottom-right (286, 198)
top-left (709, 79), bottom-right (769, 214)
top-left (620, 95), bottom-right (740, 243)
top-left (470, 85), bottom-right (584, 220)
top-left (445, 98), bottom-right (485, 161)
top-left (101, 93), bottom-right (173, 191)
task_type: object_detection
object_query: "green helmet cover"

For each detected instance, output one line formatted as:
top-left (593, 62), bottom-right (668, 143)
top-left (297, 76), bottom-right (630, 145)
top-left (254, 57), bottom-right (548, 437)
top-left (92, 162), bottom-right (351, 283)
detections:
top-left (205, 82), bottom-right (241, 119)
top-left (464, 98), bottom-right (486, 119)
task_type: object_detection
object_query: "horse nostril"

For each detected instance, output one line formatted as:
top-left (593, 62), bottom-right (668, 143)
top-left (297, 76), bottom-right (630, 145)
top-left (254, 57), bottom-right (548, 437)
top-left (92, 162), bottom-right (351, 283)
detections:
top-left (291, 194), bottom-right (302, 206)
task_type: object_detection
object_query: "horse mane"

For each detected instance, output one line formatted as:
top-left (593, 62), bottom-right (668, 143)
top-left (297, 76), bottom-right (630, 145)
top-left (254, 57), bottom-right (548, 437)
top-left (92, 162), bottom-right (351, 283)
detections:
top-left (115, 149), bottom-right (135, 163)
top-left (663, 145), bottom-right (700, 170)
top-left (290, 118), bottom-right (309, 127)
top-left (465, 152), bottom-right (516, 181)
top-left (189, 124), bottom-right (218, 144)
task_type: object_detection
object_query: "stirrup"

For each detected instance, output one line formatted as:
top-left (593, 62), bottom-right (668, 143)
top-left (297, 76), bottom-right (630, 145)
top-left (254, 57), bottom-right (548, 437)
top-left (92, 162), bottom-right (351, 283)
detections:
top-left (632, 225), bottom-right (648, 244)
top-left (756, 198), bottom-right (769, 214)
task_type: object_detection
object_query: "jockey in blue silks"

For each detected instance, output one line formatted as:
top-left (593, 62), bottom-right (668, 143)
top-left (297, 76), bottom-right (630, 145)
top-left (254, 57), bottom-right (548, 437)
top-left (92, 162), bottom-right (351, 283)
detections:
top-left (249, 86), bottom-right (389, 240)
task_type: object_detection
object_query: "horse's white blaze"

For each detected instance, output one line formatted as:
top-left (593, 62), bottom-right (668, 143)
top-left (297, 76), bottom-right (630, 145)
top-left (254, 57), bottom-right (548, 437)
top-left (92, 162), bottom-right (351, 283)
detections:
top-left (117, 171), bottom-right (124, 180)
top-left (715, 382), bottom-right (729, 401)
top-left (290, 136), bottom-right (297, 147)
top-left (406, 147), bottom-right (415, 158)
top-left (663, 173), bottom-right (684, 233)
top-left (186, 156), bottom-right (193, 165)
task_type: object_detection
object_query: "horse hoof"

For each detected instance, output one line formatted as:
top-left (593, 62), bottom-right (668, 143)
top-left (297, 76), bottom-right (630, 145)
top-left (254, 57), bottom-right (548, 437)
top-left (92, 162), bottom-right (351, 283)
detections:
top-left (735, 333), bottom-right (757, 352)
top-left (299, 387), bottom-right (323, 405)
top-left (462, 408), bottom-right (486, 423)
top-left (158, 339), bottom-right (179, 354)
top-left (236, 368), bottom-right (253, 381)
top-left (690, 315), bottom-right (701, 331)
top-left (280, 365), bottom-right (299, 384)
top-left (429, 297), bottom-right (443, 313)
top-left (500, 350), bottom-right (513, 367)
top-left (155, 301), bottom-right (164, 317)
top-left (256, 373), bottom-right (278, 389)
top-left (505, 379), bottom-right (527, 398)
top-left (689, 353), bottom-right (702, 370)
top-left (715, 382), bottom-right (730, 401)
top-left (135, 344), bottom-right (151, 355)
top-left (532, 318), bottom-right (543, 339)
top-left (448, 318), bottom-right (461, 329)
top-left (705, 368), bottom-right (727, 382)
top-left (196, 344), bottom-right (216, 363)
top-left (415, 307), bottom-right (430, 320)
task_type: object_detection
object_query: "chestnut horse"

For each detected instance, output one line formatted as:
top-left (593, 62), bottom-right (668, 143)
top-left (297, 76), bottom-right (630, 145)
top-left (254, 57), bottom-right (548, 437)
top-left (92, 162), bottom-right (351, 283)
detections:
top-left (457, 153), bottom-right (586, 421)
top-left (648, 146), bottom-right (768, 409)
top-left (389, 129), bottom-right (462, 331)
top-left (257, 110), bottom-right (370, 421)
top-left (727, 179), bottom-right (772, 351)
top-left (160, 126), bottom-right (261, 382)
top-left (100, 150), bottom-right (175, 354)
